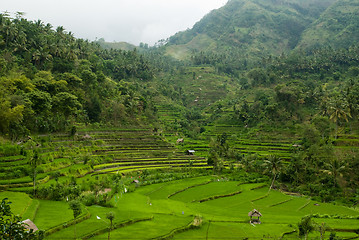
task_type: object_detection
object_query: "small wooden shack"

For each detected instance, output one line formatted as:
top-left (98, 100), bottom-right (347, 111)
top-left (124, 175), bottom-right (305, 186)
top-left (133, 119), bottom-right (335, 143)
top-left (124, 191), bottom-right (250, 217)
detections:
top-left (21, 219), bottom-right (39, 232)
top-left (186, 150), bottom-right (195, 155)
top-left (82, 134), bottom-right (92, 140)
top-left (176, 138), bottom-right (184, 144)
top-left (248, 209), bottom-right (262, 224)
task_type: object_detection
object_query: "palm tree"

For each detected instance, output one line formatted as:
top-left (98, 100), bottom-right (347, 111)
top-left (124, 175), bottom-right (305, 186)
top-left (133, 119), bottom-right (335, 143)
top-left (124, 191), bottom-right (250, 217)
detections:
top-left (287, 154), bottom-right (306, 185)
top-left (28, 149), bottom-right (40, 196)
top-left (44, 23), bottom-right (53, 32)
top-left (3, 17), bottom-right (18, 48)
top-left (298, 216), bottom-right (315, 240)
top-left (327, 97), bottom-right (352, 138)
top-left (323, 158), bottom-right (346, 187)
top-left (56, 26), bottom-right (66, 38)
top-left (32, 50), bottom-right (41, 65)
top-left (106, 212), bottom-right (115, 240)
top-left (318, 222), bottom-right (326, 240)
top-left (35, 19), bottom-right (44, 28)
top-left (263, 155), bottom-right (283, 191)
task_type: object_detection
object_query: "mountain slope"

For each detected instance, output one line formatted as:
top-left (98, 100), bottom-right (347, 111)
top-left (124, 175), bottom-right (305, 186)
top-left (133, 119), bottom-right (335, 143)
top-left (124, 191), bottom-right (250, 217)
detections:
top-left (165, 0), bottom-right (335, 60)
top-left (94, 38), bottom-right (137, 51)
top-left (296, 0), bottom-right (359, 51)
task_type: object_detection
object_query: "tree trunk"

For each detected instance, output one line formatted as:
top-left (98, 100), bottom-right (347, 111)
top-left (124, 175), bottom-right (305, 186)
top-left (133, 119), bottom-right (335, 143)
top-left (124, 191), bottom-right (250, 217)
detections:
top-left (320, 222), bottom-right (325, 240)
top-left (268, 173), bottom-right (276, 193)
top-left (108, 221), bottom-right (112, 240)
top-left (33, 169), bottom-right (36, 197)
top-left (270, 173), bottom-right (276, 189)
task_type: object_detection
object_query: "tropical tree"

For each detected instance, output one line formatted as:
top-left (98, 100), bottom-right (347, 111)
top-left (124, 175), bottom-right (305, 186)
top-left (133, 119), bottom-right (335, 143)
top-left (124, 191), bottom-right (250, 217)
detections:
top-left (207, 133), bottom-right (229, 173)
top-left (284, 154), bottom-right (306, 185)
top-left (298, 216), bottom-right (315, 240)
top-left (0, 99), bottom-right (24, 134)
top-left (68, 200), bottom-right (82, 240)
top-left (323, 158), bottom-right (346, 187)
top-left (263, 155), bottom-right (283, 191)
top-left (326, 96), bottom-right (352, 138)
top-left (52, 92), bottom-right (82, 117)
top-left (28, 149), bottom-right (40, 196)
top-left (312, 116), bottom-right (332, 141)
top-left (318, 222), bottom-right (327, 240)
top-left (345, 79), bottom-right (359, 121)
top-left (106, 212), bottom-right (115, 240)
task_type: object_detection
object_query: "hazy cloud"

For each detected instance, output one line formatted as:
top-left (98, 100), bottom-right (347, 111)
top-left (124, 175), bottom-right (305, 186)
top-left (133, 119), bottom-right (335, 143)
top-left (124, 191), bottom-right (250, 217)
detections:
top-left (2, 0), bottom-right (227, 45)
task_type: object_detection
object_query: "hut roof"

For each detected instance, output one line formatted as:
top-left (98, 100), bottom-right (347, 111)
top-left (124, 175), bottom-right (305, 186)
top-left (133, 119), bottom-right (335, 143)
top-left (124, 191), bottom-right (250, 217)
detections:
top-left (82, 134), bottom-right (92, 139)
top-left (21, 219), bottom-right (38, 232)
top-left (187, 150), bottom-right (195, 153)
top-left (248, 209), bottom-right (262, 217)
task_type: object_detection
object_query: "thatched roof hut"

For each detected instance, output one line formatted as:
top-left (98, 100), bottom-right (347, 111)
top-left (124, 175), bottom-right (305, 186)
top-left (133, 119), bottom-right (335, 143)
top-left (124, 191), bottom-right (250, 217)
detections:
top-left (186, 150), bottom-right (195, 155)
top-left (248, 209), bottom-right (262, 217)
top-left (82, 134), bottom-right (92, 140)
top-left (248, 209), bottom-right (262, 224)
top-left (21, 219), bottom-right (38, 232)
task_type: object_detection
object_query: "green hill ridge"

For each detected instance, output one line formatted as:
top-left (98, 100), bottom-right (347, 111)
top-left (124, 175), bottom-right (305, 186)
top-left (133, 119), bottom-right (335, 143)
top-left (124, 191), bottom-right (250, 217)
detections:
top-left (297, 0), bottom-right (359, 51)
top-left (164, 0), bottom-right (359, 60)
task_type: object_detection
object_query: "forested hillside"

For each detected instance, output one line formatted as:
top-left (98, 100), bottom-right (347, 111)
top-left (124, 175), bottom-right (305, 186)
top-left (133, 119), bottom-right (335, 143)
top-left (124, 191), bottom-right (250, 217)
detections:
top-left (165, 0), bottom-right (336, 61)
top-left (0, 13), bottom-right (155, 140)
top-left (94, 38), bottom-right (137, 51)
top-left (297, 0), bottom-right (359, 51)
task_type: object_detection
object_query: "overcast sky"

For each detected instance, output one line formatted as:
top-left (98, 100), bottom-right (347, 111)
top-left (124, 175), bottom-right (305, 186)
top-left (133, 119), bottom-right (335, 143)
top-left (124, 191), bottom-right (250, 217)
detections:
top-left (2, 0), bottom-right (227, 45)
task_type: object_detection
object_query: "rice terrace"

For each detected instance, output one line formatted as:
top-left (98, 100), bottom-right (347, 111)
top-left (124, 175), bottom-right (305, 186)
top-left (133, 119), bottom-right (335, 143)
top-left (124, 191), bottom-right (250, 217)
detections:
top-left (1, 127), bottom-right (359, 239)
top-left (2, 0), bottom-right (359, 239)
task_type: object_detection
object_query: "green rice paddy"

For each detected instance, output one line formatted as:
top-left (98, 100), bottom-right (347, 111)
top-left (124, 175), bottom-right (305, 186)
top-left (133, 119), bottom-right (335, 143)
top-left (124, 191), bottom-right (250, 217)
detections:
top-left (1, 124), bottom-right (359, 239)
top-left (2, 177), bottom-right (358, 239)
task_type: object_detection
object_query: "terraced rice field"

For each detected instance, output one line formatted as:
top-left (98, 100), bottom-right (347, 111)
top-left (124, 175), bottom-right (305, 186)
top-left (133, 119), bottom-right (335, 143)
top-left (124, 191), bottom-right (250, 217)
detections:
top-left (0, 128), bottom-right (209, 193)
top-left (156, 92), bottom-right (359, 166)
top-left (3, 177), bottom-right (359, 239)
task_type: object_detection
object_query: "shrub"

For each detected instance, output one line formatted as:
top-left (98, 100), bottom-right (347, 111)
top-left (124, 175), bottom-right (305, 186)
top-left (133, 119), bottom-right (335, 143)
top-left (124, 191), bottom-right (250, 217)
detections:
top-left (81, 194), bottom-right (96, 206)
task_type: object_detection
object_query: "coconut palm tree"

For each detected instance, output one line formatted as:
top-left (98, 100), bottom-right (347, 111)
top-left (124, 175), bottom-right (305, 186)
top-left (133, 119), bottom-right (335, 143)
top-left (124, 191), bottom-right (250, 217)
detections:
top-left (28, 149), bottom-right (40, 196)
top-left (323, 158), bottom-right (346, 187)
top-left (327, 97), bottom-right (352, 138)
top-left (106, 212), bottom-right (115, 240)
top-left (263, 155), bottom-right (283, 191)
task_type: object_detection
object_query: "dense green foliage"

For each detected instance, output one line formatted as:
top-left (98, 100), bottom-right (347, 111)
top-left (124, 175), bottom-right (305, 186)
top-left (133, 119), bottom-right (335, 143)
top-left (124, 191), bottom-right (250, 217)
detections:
top-left (297, 0), bottom-right (359, 51)
top-left (0, 13), bottom-right (156, 139)
top-left (1, 198), bottom-right (43, 239)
